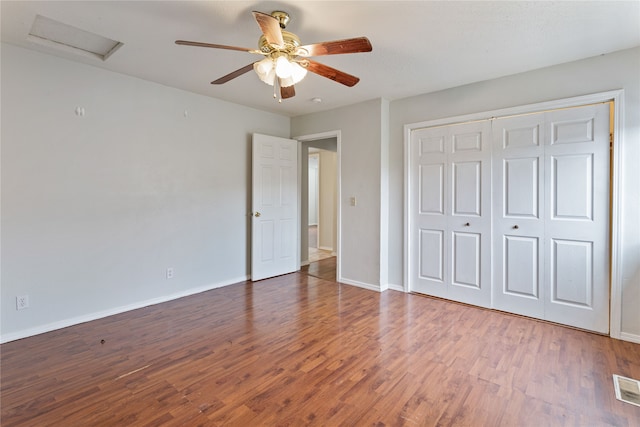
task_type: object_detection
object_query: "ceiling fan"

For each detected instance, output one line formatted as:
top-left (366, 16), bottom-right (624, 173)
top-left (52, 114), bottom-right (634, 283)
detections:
top-left (175, 10), bottom-right (372, 101)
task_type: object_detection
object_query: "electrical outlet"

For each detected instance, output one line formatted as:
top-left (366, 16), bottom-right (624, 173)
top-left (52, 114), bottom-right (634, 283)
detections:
top-left (166, 268), bottom-right (174, 279)
top-left (16, 295), bottom-right (29, 310)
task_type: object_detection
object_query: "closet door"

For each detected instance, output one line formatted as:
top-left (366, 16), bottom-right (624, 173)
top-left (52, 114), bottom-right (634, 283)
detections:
top-left (493, 103), bottom-right (610, 333)
top-left (543, 104), bottom-right (610, 333)
top-left (410, 121), bottom-right (492, 308)
top-left (493, 114), bottom-right (546, 319)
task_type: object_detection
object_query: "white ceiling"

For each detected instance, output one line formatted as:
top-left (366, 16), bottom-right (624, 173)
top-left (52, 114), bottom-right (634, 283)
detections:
top-left (2, 1), bottom-right (639, 117)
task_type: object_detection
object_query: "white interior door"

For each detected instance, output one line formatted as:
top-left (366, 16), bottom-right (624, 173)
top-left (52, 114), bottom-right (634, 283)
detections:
top-left (251, 133), bottom-right (299, 281)
top-left (543, 104), bottom-right (610, 333)
top-left (410, 102), bottom-right (610, 333)
top-left (493, 113), bottom-right (546, 319)
top-left (409, 121), bottom-right (492, 308)
top-left (493, 103), bottom-right (610, 332)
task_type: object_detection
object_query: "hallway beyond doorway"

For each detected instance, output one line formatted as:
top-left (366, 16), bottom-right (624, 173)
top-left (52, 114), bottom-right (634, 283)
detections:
top-left (308, 225), bottom-right (333, 263)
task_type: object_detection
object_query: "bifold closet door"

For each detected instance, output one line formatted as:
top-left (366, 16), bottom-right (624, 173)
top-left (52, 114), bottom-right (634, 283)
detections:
top-left (409, 121), bottom-right (492, 308)
top-left (492, 113), bottom-right (546, 319)
top-left (493, 103), bottom-right (610, 333)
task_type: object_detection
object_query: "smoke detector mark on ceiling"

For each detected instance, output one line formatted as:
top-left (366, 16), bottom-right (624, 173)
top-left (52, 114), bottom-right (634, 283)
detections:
top-left (28, 15), bottom-right (123, 61)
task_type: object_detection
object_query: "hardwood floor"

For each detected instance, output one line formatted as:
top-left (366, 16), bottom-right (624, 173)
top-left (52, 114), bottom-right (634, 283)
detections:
top-left (307, 226), bottom-right (333, 263)
top-left (2, 271), bottom-right (639, 426)
top-left (301, 256), bottom-right (336, 281)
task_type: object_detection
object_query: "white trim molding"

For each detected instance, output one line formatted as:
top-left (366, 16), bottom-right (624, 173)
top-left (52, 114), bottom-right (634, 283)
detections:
top-left (339, 278), bottom-right (381, 292)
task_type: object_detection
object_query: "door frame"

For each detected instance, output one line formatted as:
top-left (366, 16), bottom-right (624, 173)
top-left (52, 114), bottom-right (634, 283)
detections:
top-left (294, 130), bottom-right (342, 281)
top-left (404, 89), bottom-right (624, 339)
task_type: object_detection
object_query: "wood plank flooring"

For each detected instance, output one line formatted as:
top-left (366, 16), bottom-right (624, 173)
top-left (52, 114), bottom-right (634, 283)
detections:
top-left (2, 270), bottom-right (639, 426)
top-left (301, 256), bottom-right (336, 281)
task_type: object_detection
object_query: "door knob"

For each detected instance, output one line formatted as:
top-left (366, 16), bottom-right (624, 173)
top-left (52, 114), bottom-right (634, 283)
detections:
top-left (464, 222), bottom-right (470, 227)
top-left (255, 212), bottom-right (261, 217)
top-left (512, 225), bottom-right (519, 229)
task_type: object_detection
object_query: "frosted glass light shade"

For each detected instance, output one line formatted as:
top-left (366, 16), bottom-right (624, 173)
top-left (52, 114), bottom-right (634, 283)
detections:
top-left (275, 56), bottom-right (292, 78)
top-left (254, 57), bottom-right (276, 86)
top-left (254, 56), bottom-right (307, 87)
top-left (290, 62), bottom-right (307, 83)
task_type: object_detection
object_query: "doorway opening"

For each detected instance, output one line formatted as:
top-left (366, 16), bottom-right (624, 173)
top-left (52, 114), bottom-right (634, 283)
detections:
top-left (308, 149), bottom-right (334, 263)
top-left (297, 131), bottom-right (340, 281)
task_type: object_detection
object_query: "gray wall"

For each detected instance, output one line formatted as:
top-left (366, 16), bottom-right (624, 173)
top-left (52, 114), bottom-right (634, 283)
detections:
top-left (1, 44), bottom-right (290, 341)
top-left (293, 99), bottom-right (388, 289)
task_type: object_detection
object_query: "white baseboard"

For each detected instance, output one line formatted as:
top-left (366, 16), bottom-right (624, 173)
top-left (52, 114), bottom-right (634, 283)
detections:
top-left (318, 246), bottom-right (333, 251)
top-left (387, 284), bottom-right (406, 292)
top-left (619, 332), bottom-right (640, 344)
top-left (338, 277), bottom-right (380, 292)
top-left (0, 275), bottom-right (249, 344)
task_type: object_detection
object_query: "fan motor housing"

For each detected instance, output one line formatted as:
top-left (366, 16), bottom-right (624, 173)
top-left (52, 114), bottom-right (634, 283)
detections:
top-left (258, 30), bottom-right (301, 55)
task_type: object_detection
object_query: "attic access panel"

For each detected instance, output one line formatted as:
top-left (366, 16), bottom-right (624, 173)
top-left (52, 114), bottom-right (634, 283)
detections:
top-left (28, 15), bottom-right (123, 61)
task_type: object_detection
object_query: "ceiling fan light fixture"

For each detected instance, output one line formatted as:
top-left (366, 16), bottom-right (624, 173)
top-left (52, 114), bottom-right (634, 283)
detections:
top-left (275, 55), bottom-right (292, 78)
top-left (177, 10), bottom-right (372, 98)
top-left (290, 62), bottom-right (307, 83)
top-left (254, 55), bottom-right (307, 87)
top-left (254, 57), bottom-right (276, 85)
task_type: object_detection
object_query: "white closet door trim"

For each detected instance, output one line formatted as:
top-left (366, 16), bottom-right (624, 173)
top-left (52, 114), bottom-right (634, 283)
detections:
top-left (404, 89), bottom-right (625, 340)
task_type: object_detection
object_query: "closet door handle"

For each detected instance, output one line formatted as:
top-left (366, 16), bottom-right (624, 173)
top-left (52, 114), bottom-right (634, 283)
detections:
top-left (464, 222), bottom-right (470, 227)
top-left (512, 225), bottom-right (519, 229)
top-left (254, 212), bottom-right (261, 217)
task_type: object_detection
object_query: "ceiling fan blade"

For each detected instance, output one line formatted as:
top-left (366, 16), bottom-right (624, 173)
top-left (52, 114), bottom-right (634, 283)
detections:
top-left (175, 40), bottom-right (256, 53)
top-left (211, 63), bottom-right (256, 84)
top-left (304, 60), bottom-right (360, 87)
top-left (252, 11), bottom-right (284, 48)
top-left (297, 37), bottom-right (372, 57)
top-left (280, 83), bottom-right (295, 99)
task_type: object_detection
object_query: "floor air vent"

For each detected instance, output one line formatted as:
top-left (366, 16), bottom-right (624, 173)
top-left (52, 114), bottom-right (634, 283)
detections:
top-left (613, 374), bottom-right (640, 407)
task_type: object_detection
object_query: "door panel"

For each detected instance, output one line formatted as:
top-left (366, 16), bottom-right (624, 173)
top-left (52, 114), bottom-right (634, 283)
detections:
top-left (503, 235), bottom-right (539, 298)
top-left (551, 154), bottom-right (593, 220)
top-left (451, 232), bottom-right (481, 288)
top-left (419, 229), bottom-right (444, 282)
top-left (411, 126), bottom-right (449, 299)
top-left (503, 123), bottom-right (540, 149)
top-left (452, 161), bottom-right (481, 216)
top-left (411, 121), bottom-right (491, 307)
top-left (551, 117), bottom-right (595, 145)
top-left (419, 164), bottom-right (444, 214)
top-left (453, 131), bottom-right (482, 152)
top-left (504, 157), bottom-right (539, 218)
top-left (493, 104), bottom-right (609, 332)
top-left (550, 239), bottom-right (592, 307)
top-left (493, 113), bottom-right (546, 318)
top-left (544, 104), bottom-right (609, 333)
top-left (251, 134), bottom-right (299, 281)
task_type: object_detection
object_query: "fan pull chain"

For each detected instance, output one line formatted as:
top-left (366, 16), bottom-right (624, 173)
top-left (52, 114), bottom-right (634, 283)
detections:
top-left (274, 79), bottom-right (282, 103)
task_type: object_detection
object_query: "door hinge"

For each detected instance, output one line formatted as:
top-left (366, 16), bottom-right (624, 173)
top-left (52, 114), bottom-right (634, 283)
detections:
top-left (610, 133), bottom-right (613, 149)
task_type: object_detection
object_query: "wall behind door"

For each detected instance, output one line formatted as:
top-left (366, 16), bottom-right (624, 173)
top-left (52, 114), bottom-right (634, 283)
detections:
top-left (318, 150), bottom-right (337, 252)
